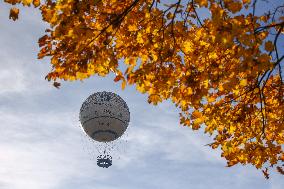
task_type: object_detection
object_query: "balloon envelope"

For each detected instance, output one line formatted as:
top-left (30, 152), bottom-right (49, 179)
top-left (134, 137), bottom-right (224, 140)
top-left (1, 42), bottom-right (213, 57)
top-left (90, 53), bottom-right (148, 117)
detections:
top-left (79, 91), bottom-right (130, 142)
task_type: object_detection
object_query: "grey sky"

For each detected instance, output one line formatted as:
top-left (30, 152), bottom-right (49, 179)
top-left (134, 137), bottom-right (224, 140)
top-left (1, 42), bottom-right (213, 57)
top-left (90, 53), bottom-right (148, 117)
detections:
top-left (0, 2), bottom-right (283, 189)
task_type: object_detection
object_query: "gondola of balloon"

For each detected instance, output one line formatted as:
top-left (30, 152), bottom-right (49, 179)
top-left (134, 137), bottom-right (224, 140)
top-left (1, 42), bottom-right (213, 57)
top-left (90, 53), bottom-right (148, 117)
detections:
top-left (79, 91), bottom-right (130, 168)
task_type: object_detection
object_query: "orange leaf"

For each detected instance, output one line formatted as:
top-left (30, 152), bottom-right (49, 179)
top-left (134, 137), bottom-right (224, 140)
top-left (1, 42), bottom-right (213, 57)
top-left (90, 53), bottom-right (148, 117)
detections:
top-left (33, 0), bottom-right (40, 7)
top-left (265, 41), bottom-right (274, 52)
top-left (9, 7), bottom-right (19, 21)
top-left (121, 79), bottom-right (126, 90)
top-left (114, 75), bottom-right (123, 82)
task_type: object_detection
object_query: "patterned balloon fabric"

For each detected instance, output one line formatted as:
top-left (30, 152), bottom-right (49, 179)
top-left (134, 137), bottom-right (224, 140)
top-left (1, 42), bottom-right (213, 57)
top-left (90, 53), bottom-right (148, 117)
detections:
top-left (79, 91), bottom-right (130, 142)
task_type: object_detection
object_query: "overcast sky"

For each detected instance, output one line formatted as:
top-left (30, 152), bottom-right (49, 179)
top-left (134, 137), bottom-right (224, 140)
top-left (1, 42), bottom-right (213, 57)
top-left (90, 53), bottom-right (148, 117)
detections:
top-left (0, 2), bottom-right (284, 189)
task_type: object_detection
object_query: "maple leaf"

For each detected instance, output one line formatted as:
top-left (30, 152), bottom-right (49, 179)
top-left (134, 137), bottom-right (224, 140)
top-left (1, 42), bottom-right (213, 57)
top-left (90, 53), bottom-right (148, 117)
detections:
top-left (53, 81), bottom-right (61, 89)
top-left (277, 166), bottom-right (284, 175)
top-left (148, 94), bottom-right (162, 105)
top-left (262, 168), bottom-right (270, 179)
top-left (22, 0), bottom-right (32, 6)
top-left (33, 0), bottom-right (40, 7)
top-left (240, 79), bottom-right (247, 87)
top-left (265, 41), bottom-right (274, 52)
top-left (9, 7), bottom-right (19, 21)
top-left (4, 0), bottom-right (21, 5)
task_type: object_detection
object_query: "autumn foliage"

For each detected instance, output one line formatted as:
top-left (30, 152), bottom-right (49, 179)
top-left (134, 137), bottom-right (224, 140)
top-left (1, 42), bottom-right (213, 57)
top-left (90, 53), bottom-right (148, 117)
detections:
top-left (4, 0), bottom-right (284, 177)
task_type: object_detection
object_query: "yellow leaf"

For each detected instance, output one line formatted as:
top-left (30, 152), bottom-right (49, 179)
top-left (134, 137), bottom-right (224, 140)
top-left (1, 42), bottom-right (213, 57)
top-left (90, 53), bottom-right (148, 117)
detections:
top-left (148, 94), bottom-right (161, 105)
top-left (152, 54), bottom-right (158, 61)
top-left (137, 33), bottom-right (143, 43)
top-left (183, 41), bottom-right (193, 53)
top-left (106, 25), bottom-right (113, 33)
top-left (187, 87), bottom-right (193, 95)
top-left (229, 126), bottom-right (236, 134)
top-left (219, 84), bottom-right (224, 92)
top-left (125, 57), bottom-right (136, 65)
top-left (121, 79), bottom-right (126, 90)
top-left (194, 118), bottom-right (204, 125)
top-left (146, 26), bottom-right (151, 33)
top-left (136, 84), bottom-right (146, 93)
top-left (209, 52), bottom-right (218, 59)
top-left (145, 12), bottom-right (150, 19)
top-left (76, 72), bottom-right (87, 80)
top-left (128, 24), bottom-right (138, 32)
top-left (22, 0), bottom-right (32, 6)
top-left (207, 96), bottom-right (215, 103)
top-left (240, 79), bottom-right (247, 87)
top-left (181, 100), bottom-right (188, 110)
top-left (253, 88), bottom-right (259, 94)
top-left (152, 29), bottom-right (159, 36)
top-left (192, 110), bottom-right (203, 119)
top-left (33, 0), bottom-right (40, 7)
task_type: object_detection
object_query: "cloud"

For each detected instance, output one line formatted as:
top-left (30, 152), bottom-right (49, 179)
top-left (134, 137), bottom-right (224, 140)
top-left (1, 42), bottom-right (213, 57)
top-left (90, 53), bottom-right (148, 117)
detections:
top-left (0, 64), bottom-right (26, 94)
top-left (118, 101), bottom-right (222, 166)
top-left (0, 108), bottom-right (111, 189)
top-left (0, 4), bottom-right (52, 96)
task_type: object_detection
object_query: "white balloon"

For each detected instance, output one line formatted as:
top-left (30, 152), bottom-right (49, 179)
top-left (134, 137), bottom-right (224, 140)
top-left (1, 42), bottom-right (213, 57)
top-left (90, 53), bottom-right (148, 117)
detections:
top-left (79, 91), bottom-right (130, 142)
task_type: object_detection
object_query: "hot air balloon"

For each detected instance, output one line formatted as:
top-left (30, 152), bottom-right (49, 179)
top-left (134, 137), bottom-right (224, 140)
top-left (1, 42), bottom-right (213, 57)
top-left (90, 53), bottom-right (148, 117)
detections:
top-left (79, 91), bottom-right (130, 168)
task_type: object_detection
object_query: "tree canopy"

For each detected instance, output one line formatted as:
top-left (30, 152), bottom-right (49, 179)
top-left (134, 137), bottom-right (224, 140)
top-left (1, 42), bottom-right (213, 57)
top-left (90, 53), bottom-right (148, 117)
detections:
top-left (4, 0), bottom-right (284, 177)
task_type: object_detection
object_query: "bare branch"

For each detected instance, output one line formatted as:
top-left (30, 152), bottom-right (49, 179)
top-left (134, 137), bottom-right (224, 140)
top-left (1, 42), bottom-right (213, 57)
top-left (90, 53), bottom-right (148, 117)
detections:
top-left (191, 0), bottom-right (204, 27)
